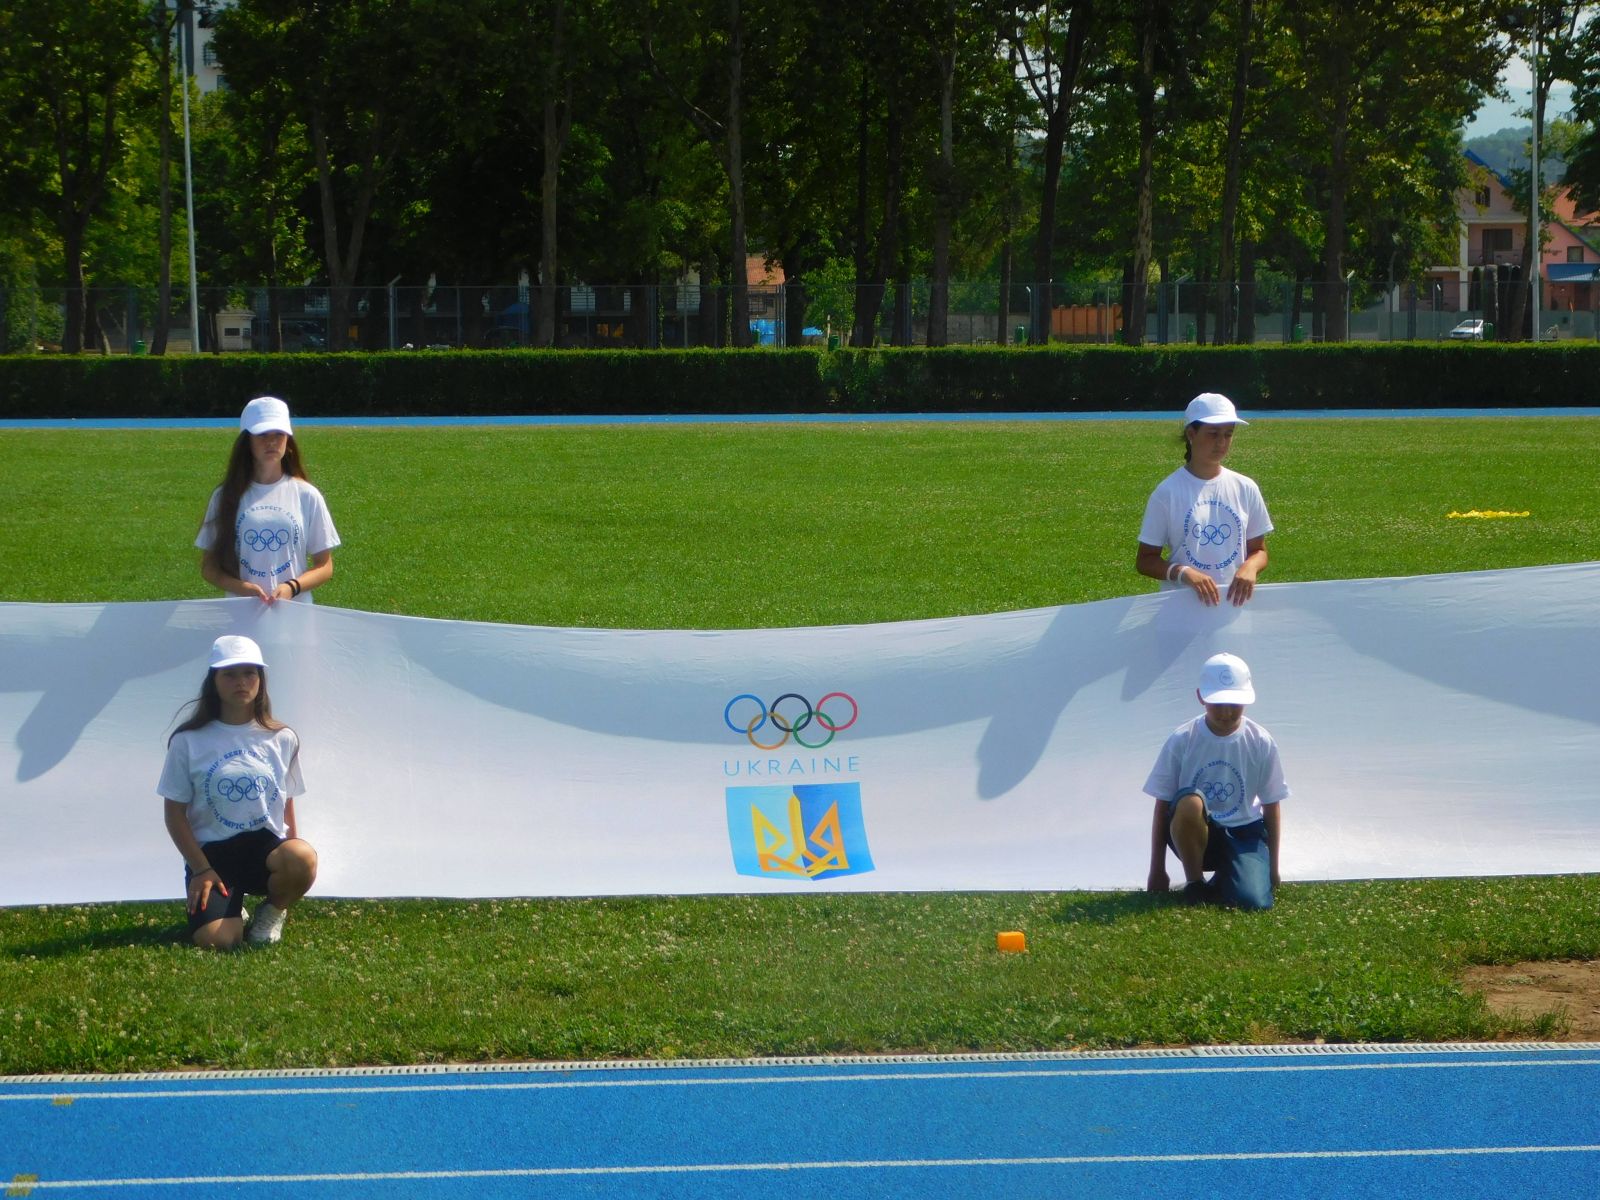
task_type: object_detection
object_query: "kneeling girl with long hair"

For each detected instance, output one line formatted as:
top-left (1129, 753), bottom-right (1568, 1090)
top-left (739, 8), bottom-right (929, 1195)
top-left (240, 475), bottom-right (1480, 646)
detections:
top-left (158, 635), bottom-right (318, 949)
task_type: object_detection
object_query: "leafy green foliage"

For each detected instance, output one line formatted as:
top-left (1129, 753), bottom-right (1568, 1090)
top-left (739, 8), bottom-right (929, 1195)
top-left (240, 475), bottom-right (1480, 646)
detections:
top-left (7, 344), bottom-right (1600, 420)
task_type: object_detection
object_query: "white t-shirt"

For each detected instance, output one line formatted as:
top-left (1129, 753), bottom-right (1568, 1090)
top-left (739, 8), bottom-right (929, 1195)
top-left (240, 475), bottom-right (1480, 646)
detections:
top-left (1142, 714), bottom-right (1289, 827)
top-left (196, 476), bottom-right (340, 601)
top-left (1138, 465), bottom-right (1272, 589)
top-left (158, 720), bottom-right (304, 845)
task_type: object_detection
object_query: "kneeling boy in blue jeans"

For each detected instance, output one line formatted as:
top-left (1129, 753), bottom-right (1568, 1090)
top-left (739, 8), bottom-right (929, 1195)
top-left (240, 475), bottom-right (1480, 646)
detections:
top-left (1144, 653), bottom-right (1289, 909)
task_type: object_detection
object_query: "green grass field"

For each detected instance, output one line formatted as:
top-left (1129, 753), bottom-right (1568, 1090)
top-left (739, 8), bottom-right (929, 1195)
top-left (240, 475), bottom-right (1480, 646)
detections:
top-left (2, 416), bottom-right (1598, 1073)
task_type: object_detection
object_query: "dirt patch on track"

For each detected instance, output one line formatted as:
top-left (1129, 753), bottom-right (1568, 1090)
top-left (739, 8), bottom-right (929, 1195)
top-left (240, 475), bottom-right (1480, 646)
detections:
top-left (1460, 960), bottom-right (1600, 1040)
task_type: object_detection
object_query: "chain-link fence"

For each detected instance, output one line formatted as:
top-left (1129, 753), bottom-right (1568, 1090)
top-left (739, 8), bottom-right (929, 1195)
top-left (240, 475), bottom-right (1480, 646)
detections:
top-left (5, 277), bottom-right (1593, 353)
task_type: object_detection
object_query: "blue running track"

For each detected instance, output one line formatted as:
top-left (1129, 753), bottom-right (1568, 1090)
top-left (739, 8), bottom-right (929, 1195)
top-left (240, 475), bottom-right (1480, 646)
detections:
top-left (4, 1045), bottom-right (1599, 1198)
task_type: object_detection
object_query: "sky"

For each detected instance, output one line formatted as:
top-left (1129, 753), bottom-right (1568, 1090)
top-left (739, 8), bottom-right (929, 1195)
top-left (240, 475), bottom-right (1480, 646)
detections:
top-left (1463, 40), bottom-right (1578, 137)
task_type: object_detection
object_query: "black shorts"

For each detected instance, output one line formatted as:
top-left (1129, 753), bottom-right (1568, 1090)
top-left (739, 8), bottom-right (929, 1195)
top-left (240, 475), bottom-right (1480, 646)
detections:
top-left (185, 828), bottom-right (284, 931)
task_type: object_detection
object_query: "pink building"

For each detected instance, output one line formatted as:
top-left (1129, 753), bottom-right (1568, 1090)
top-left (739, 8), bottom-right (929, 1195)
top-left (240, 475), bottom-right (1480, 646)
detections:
top-left (1427, 149), bottom-right (1600, 318)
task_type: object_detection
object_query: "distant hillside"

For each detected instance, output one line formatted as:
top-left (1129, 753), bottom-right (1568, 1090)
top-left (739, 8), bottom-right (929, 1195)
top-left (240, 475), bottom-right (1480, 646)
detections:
top-left (1465, 126), bottom-right (1567, 181)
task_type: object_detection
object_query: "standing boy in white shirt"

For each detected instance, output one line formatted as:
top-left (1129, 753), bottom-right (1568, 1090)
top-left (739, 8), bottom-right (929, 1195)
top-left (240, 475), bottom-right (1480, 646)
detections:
top-left (1144, 653), bottom-right (1289, 909)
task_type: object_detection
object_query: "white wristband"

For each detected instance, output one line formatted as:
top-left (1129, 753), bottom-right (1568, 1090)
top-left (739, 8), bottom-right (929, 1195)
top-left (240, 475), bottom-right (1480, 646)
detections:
top-left (1167, 561), bottom-right (1185, 583)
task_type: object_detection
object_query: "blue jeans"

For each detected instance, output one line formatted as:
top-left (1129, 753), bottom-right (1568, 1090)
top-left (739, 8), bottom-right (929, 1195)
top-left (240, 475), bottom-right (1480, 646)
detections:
top-left (1166, 800), bottom-right (1273, 910)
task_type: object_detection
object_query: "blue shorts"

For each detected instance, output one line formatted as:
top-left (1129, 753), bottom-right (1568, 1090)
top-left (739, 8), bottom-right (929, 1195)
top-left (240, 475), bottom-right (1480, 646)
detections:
top-left (1165, 794), bottom-right (1273, 910)
top-left (184, 828), bottom-right (285, 931)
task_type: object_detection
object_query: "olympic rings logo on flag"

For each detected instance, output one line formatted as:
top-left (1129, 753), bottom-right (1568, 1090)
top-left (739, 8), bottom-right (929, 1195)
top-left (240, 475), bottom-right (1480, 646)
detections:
top-left (723, 692), bottom-right (858, 750)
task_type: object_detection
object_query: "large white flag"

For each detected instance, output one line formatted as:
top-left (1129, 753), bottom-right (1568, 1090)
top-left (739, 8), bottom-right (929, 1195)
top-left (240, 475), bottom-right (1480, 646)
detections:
top-left (2, 563), bottom-right (1597, 905)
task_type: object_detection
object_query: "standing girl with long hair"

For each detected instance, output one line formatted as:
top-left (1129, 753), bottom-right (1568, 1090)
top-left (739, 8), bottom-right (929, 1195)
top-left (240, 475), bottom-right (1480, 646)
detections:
top-left (1135, 392), bottom-right (1273, 606)
top-left (159, 635), bottom-right (318, 949)
top-left (198, 396), bottom-right (340, 604)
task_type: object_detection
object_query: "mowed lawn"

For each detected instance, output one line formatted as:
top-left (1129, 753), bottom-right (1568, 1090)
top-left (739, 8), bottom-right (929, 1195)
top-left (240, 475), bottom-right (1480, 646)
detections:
top-left (5, 417), bottom-right (1594, 623)
top-left (1, 415), bottom-right (1598, 1073)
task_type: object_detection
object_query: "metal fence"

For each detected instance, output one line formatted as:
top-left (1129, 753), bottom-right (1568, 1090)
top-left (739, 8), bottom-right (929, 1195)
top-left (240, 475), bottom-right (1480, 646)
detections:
top-left (4, 278), bottom-right (1593, 354)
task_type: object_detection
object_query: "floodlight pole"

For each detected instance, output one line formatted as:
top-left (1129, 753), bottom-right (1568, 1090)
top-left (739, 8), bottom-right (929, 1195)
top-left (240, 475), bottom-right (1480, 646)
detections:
top-left (179, 0), bottom-right (201, 353)
top-left (1531, 21), bottom-right (1542, 342)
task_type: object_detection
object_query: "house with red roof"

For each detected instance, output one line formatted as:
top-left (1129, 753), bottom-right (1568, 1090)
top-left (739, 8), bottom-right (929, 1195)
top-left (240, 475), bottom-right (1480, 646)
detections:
top-left (1425, 149), bottom-right (1600, 333)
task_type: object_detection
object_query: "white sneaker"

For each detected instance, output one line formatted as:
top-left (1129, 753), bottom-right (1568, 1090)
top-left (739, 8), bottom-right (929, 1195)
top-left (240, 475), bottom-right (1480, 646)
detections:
top-left (247, 902), bottom-right (286, 945)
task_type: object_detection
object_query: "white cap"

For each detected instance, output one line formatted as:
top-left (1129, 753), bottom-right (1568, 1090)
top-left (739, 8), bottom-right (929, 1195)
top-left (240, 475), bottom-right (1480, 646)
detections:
top-left (240, 395), bottom-right (293, 436)
top-left (1198, 652), bottom-right (1255, 705)
top-left (209, 635), bottom-right (266, 670)
top-left (1184, 392), bottom-right (1248, 427)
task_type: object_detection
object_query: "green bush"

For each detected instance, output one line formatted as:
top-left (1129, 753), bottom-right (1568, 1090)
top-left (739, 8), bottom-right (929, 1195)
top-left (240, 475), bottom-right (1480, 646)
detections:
top-left (2, 343), bottom-right (1598, 418)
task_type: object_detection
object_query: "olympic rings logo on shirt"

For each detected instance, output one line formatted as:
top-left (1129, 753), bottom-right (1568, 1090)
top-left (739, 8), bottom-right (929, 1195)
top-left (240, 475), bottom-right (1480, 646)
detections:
top-left (243, 527), bottom-right (290, 553)
top-left (1194, 522), bottom-right (1233, 546)
top-left (1200, 780), bottom-right (1236, 808)
top-left (215, 774), bottom-right (273, 803)
top-left (723, 692), bottom-right (858, 750)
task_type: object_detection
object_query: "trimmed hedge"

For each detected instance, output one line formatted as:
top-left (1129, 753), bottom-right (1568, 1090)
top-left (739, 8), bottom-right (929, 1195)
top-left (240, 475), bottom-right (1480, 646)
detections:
top-left (2, 343), bottom-right (1598, 419)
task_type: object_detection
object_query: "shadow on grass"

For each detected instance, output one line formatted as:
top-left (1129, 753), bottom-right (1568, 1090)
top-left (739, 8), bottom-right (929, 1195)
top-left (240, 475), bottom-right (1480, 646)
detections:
top-left (5, 923), bottom-right (190, 959)
top-left (1048, 891), bottom-right (1165, 925)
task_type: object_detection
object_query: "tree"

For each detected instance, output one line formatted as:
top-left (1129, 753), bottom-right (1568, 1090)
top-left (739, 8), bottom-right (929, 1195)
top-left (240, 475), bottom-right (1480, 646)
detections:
top-left (644, 0), bottom-right (760, 346)
top-left (1111, 0), bottom-right (1212, 344)
top-left (215, 0), bottom-right (493, 349)
top-left (1284, 0), bottom-right (1503, 341)
top-left (0, 0), bottom-right (148, 353)
top-left (495, 0), bottom-right (620, 346)
top-left (1214, 0), bottom-right (1255, 344)
top-left (1502, 1), bottom-right (1594, 339)
top-left (924, 0), bottom-right (1015, 346)
top-left (1010, 0), bottom-right (1098, 343)
top-left (144, 0), bottom-right (181, 355)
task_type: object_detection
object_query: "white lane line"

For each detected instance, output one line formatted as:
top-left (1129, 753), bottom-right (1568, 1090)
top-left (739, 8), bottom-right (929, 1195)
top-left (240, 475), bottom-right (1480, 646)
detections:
top-left (3, 1057), bottom-right (1600, 1103)
top-left (13, 1043), bottom-right (1600, 1085)
top-left (9, 1145), bottom-right (1600, 1190)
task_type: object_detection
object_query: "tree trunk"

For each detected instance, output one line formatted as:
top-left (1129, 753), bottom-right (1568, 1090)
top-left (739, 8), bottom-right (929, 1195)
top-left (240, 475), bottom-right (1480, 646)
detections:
top-left (1126, 0), bottom-right (1157, 346)
top-left (996, 39), bottom-right (1017, 345)
top-left (927, 0), bottom-right (957, 347)
top-left (1238, 240), bottom-right (1256, 342)
top-left (539, 95), bottom-right (563, 348)
top-left (153, 14), bottom-right (174, 357)
top-left (1321, 93), bottom-right (1351, 341)
top-left (538, 0), bottom-right (568, 349)
top-left (875, 106), bottom-right (906, 345)
top-left (782, 248), bottom-right (809, 345)
top-left (1216, 0), bottom-right (1252, 344)
top-left (1027, 2), bottom-right (1093, 345)
top-left (62, 224), bottom-right (88, 354)
top-left (893, 270), bottom-right (912, 347)
top-left (725, 0), bottom-right (750, 347)
top-left (851, 73), bottom-right (877, 346)
top-left (698, 269), bottom-right (718, 346)
top-left (1032, 95), bottom-right (1066, 345)
top-left (86, 298), bottom-right (109, 355)
top-left (311, 108), bottom-right (385, 351)
top-left (264, 123), bottom-right (283, 352)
